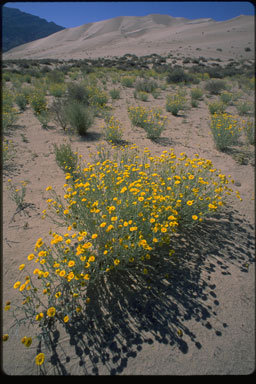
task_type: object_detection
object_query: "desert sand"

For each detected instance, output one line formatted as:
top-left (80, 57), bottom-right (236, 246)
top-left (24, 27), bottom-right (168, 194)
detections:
top-left (2, 13), bottom-right (255, 376)
top-left (3, 14), bottom-right (254, 61)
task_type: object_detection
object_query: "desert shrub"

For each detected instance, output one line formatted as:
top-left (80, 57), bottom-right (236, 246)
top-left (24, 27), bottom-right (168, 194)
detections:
top-left (135, 79), bottom-right (158, 93)
top-left (134, 90), bottom-right (149, 101)
top-left (166, 67), bottom-right (193, 84)
top-left (49, 83), bottom-right (67, 98)
top-left (47, 70), bottom-right (65, 83)
top-left (205, 79), bottom-right (227, 95)
top-left (103, 115), bottom-right (123, 143)
top-left (121, 76), bottom-right (135, 87)
top-left (210, 113), bottom-right (241, 151)
top-left (242, 119), bottom-right (255, 145)
top-left (2, 88), bottom-right (18, 132)
top-left (15, 93), bottom-right (28, 112)
top-left (54, 142), bottom-right (78, 173)
top-left (50, 98), bottom-right (69, 131)
top-left (236, 101), bottom-right (253, 116)
top-left (3, 143), bottom-right (241, 365)
top-left (29, 91), bottom-right (47, 115)
top-left (166, 92), bottom-right (187, 116)
top-left (109, 88), bottom-right (120, 100)
top-left (190, 87), bottom-right (203, 100)
top-left (3, 138), bottom-right (16, 166)
top-left (128, 105), bottom-right (167, 139)
top-left (208, 101), bottom-right (226, 115)
top-left (66, 83), bottom-right (90, 105)
top-left (220, 91), bottom-right (233, 105)
top-left (37, 110), bottom-right (50, 129)
top-left (66, 102), bottom-right (94, 136)
top-left (87, 86), bottom-right (108, 109)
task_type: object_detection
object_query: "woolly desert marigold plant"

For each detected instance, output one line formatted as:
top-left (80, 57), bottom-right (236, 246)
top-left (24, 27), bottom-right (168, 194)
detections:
top-left (210, 112), bottom-right (241, 151)
top-left (4, 144), bottom-right (240, 364)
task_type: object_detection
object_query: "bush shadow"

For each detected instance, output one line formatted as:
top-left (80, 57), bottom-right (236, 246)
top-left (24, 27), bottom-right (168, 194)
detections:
top-left (45, 209), bottom-right (254, 375)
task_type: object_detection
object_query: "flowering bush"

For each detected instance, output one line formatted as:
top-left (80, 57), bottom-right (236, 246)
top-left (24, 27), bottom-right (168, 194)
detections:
top-left (4, 144), bottom-right (241, 365)
top-left (210, 113), bottom-right (241, 151)
top-left (128, 106), bottom-right (167, 139)
top-left (29, 91), bottom-right (47, 115)
top-left (166, 92), bottom-right (187, 116)
top-left (103, 115), bottom-right (123, 143)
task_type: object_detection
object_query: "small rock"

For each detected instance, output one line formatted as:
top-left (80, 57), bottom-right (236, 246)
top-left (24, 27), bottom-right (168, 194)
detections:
top-left (234, 181), bottom-right (241, 187)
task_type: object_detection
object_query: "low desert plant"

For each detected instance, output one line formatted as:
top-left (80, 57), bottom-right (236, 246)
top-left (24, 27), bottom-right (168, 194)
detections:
top-left (208, 101), bottom-right (226, 115)
top-left (242, 119), bottom-right (255, 145)
top-left (15, 93), bottom-right (28, 111)
top-left (205, 79), bottom-right (227, 95)
top-left (3, 143), bottom-right (241, 365)
top-left (37, 110), bottom-right (51, 129)
top-left (135, 79), bottom-right (158, 93)
top-left (66, 102), bottom-right (94, 136)
top-left (190, 87), bottom-right (203, 100)
top-left (166, 92), bottom-right (187, 116)
top-left (220, 91), bottom-right (233, 105)
top-left (210, 113), bottom-right (241, 151)
top-left (29, 91), bottom-right (47, 115)
top-left (51, 98), bottom-right (69, 131)
top-left (49, 83), bottom-right (67, 98)
top-left (109, 88), bottom-right (120, 100)
top-left (54, 142), bottom-right (78, 173)
top-left (121, 76), bottom-right (135, 87)
top-left (103, 115), bottom-right (123, 143)
top-left (236, 101), bottom-right (253, 116)
top-left (128, 105), bottom-right (167, 139)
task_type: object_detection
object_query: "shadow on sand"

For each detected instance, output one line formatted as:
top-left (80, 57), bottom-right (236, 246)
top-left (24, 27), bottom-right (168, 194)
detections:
top-left (38, 208), bottom-right (255, 375)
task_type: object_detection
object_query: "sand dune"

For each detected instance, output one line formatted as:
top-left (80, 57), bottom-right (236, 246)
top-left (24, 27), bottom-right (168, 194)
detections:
top-left (3, 13), bottom-right (254, 61)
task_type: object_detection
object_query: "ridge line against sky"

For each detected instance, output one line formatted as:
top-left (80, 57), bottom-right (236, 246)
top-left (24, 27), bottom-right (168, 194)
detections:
top-left (3, 1), bottom-right (255, 29)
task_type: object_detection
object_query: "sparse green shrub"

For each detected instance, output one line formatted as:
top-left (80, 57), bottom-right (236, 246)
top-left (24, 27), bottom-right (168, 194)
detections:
top-left (67, 83), bottom-right (90, 105)
top-left (134, 90), bottom-right (149, 101)
top-left (51, 98), bottom-right (69, 131)
top-left (190, 87), bottom-right (203, 100)
top-left (121, 76), bottom-right (135, 87)
top-left (54, 142), bottom-right (78, 173)
top-left (166, 68), bottom-right (191, 84)
top-left (242, 119), bottom-right (255, 145)
top-left (15, 93), bottom-right (28, 111)
top-left (236, 101), bottom-right (253, 116)
top-left (37, 110), bottom-right (50, 129)
top-left (208, 101), bottom-right (226, 115)
top-left (66, 102), bottom-right (94, 136)
top-left (49, 83), bottom-right (67, 98)
top-left (205, 79), bottom-right (227, 95)
top-left (135, 79), bottom-right (158, 93)
top-left (109, 88), bottom-right (120, 100)
top-left (220, 91), bottom-right (233, 105)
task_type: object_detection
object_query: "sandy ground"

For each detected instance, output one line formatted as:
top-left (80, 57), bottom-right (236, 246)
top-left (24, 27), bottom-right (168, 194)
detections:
top-left (2, 70), bottom-right (255, 375)
top-left (2, 12), bottom-right (255, 376)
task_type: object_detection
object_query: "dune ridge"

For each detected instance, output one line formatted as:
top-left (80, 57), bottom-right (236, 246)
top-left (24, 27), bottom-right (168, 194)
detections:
top-left (3, 13), bottom-right (254, 60)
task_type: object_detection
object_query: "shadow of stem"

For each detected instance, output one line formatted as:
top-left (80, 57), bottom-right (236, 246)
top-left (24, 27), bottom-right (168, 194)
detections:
top-left (42, 208), bottom-right (255, 375)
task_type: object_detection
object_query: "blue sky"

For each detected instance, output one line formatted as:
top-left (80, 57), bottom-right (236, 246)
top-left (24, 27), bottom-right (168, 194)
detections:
top-left (4, 1), bottom-right (255, 28)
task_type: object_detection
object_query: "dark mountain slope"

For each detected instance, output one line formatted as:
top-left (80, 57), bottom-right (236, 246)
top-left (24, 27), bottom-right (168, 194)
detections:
top-left (2, 6), bottom-right (65, 52)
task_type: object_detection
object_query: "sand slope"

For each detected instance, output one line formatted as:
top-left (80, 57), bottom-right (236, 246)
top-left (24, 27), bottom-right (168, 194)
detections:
top-left (3, 13), bottom-right (254, 60)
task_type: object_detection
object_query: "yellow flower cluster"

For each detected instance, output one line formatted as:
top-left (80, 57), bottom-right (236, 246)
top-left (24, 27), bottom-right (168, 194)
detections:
top-left (211, 113), bottom-right (241, 151)
top-left (128, 106), bottom-right (167, 139)
top-left (166, 92), bottom-right (187, 116)
top-left (103, 116), bottom-right (123, 143)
